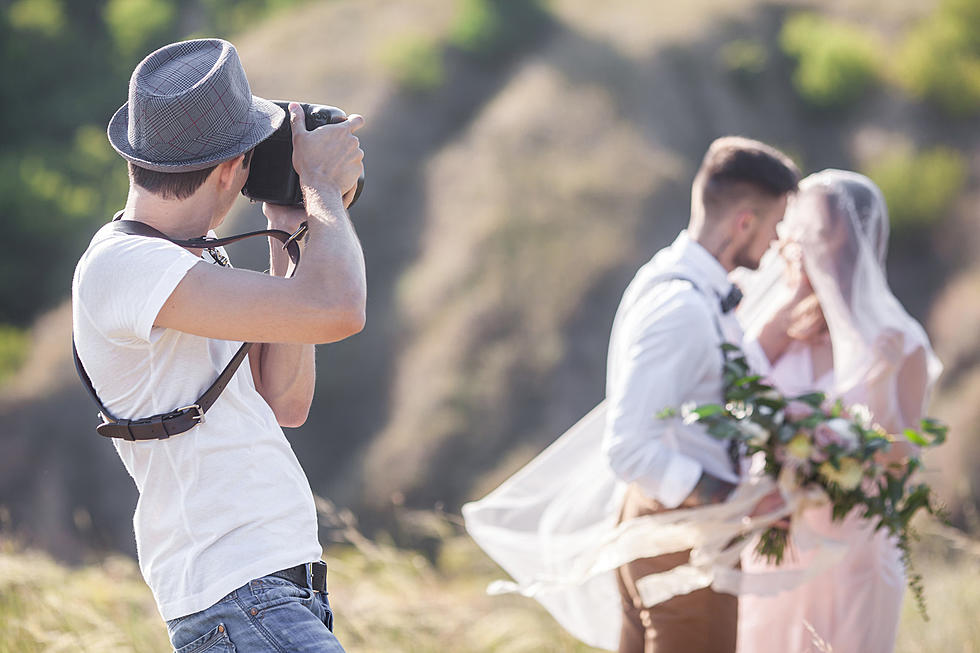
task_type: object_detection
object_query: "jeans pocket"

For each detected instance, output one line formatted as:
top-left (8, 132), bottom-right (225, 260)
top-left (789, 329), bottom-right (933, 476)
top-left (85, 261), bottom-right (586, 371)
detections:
top-left (173, 623), bottom-right (235, 653)
top-left (248, 575), bottom-right (315, 611)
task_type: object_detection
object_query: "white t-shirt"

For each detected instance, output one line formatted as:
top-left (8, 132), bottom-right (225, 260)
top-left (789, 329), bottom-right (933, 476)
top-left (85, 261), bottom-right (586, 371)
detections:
top-left (71, 224), bottom-right (322, 620)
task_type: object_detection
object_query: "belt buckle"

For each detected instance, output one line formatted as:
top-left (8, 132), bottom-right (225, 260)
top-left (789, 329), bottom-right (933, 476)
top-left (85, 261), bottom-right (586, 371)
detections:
top-left (177, 404), bottom-right (205, 425)
top-left (310, 561), bottom-right (328, 593)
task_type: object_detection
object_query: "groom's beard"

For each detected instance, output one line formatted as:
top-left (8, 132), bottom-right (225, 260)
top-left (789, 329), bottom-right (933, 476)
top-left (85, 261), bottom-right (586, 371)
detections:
top-left (732, 243), bottom-right (762, 271)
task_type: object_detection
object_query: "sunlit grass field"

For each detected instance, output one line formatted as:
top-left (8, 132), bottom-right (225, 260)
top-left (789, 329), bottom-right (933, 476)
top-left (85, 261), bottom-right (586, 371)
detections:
top-left (1, 514), bottom-right (977, 652)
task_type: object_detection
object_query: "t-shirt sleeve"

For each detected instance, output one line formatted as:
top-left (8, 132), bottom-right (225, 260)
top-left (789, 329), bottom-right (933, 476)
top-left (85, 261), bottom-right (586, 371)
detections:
top-left (77, 234), bottom-right (203, 343)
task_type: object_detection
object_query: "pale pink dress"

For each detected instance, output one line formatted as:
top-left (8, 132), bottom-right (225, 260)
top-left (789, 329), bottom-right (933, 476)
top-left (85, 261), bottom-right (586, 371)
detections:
top-left (736, 341), bottom-right (905, 653)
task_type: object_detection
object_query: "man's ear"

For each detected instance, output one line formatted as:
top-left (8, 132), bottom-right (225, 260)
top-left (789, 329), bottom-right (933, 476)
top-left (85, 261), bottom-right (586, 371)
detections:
top-left (734, 208), bottom-right (756, 234)
top-left (216, 155), bottom-right (246, 190)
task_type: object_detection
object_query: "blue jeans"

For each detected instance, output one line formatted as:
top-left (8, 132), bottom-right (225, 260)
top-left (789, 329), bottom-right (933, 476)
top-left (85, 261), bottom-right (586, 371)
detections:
top-left (165, 572), bottom-right (344, 652)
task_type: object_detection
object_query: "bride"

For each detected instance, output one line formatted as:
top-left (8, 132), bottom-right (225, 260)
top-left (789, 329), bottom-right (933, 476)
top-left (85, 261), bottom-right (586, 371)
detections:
top-left (734, 169), bottom-right (943, 653)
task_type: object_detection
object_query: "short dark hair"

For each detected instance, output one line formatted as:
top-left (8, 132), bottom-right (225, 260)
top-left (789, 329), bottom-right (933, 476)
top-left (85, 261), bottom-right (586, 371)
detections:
top-left (129, 148), bottom-right (254, 200)
top-left (692, 136), bottom-right (800, 220)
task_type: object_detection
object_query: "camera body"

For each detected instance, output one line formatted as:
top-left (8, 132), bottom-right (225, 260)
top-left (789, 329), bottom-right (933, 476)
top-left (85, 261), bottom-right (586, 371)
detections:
top-left (242, 101), bottom-right (365, 207)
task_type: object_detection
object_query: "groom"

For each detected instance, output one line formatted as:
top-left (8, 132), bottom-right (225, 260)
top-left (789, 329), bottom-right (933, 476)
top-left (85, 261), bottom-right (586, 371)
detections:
top-left (603, 136), bottom-right (800, 653)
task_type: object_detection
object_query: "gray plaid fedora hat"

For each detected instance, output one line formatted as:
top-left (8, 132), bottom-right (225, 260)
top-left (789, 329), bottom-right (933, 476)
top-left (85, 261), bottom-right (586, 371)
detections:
top-left (107, 38), bottom-right (284, 172)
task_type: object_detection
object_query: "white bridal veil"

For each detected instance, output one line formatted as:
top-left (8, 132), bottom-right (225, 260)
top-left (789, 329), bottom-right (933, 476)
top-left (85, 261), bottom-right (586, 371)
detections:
top-left (737, 169), bottom-right (942, 425)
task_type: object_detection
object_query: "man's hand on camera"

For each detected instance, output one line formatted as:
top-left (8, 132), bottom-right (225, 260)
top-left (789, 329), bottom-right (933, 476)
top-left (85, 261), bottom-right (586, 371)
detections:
top-left (288, 102), bottom-right (364, 208)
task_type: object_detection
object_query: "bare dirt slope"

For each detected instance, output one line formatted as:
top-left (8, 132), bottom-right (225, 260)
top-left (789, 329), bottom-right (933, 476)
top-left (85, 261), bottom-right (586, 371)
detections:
top-left (2, 0), bottom-right (977, 557)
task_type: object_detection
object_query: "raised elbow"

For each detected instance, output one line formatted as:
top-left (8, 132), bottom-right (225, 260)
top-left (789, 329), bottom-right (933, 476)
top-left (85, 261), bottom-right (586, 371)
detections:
top-left (303, 287), bottom-right (365, 343)
top-left (343, 305), bottom-right (366, 336)
top-left (319, 305), bottom-right (364, 342)
top-left (272, 398), bottom-right (311, 429)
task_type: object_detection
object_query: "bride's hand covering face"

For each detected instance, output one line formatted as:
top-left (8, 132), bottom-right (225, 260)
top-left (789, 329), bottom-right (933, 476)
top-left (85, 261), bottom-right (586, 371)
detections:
top-left (736, 169), bottom-right (942, 433)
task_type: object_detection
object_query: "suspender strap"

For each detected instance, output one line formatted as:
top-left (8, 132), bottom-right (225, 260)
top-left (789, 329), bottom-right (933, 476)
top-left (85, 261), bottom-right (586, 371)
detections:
top-left (646, 273), bottom-right (742, 474)
top-left (645, 273), bottom-right (727, 348)
top-left (74, 215), bottom-right (307, 441)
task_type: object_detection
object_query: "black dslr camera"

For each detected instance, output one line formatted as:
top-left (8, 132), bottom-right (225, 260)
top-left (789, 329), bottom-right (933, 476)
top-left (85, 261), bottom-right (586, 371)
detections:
top-left (242, 101), bottom-right (365, 207)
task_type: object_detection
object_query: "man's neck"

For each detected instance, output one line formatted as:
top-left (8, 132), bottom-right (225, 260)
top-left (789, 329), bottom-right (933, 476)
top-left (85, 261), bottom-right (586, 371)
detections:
top-left (688, 223), bottom-right (737, 273)
top-left (121, 186), bottom-right (220, 241)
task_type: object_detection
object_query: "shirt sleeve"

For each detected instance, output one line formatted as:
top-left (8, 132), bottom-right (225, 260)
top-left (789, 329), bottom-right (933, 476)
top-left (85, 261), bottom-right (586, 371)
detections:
top-left (741, 334), bottom-right (773, 378)
top-left (77, 234), bottom-right (203, 343)
top-left (602, 287), bottom-right (720, 508)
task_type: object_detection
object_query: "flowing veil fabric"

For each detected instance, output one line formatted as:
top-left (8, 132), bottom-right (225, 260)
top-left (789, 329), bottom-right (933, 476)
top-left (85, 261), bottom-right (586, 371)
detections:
top-left (463, 399), bottom-right (843, 650)
top-left (462, 402), bottom-right (626, 650)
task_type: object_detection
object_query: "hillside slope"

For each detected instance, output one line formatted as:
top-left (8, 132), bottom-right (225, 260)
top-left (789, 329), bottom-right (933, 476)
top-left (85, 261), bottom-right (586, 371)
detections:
top-left (1, 0), bottom-right (978, 558)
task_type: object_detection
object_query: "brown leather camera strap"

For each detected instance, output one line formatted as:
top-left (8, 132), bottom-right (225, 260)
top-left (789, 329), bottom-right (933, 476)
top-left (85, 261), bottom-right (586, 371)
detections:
top-left (73, 214), bottom-right (307, 441)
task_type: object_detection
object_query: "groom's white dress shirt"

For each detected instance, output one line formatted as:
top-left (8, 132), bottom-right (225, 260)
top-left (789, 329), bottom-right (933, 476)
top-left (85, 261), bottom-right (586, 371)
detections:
top-left (603, 230), bottom-right (747, 509)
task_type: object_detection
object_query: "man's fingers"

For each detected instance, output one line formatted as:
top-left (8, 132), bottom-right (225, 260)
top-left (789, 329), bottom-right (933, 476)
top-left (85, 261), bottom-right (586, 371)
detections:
top-left (346, 114), bottom-right (365, 132)
top-left (289, 102), bottom-right (306, 141)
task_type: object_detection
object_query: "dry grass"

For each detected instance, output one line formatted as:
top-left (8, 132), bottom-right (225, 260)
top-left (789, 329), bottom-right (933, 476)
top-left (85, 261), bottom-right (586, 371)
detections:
top-left (0, 542), bottom-right (170, 653)
top-left (2, 510), bottom-right (979, 653)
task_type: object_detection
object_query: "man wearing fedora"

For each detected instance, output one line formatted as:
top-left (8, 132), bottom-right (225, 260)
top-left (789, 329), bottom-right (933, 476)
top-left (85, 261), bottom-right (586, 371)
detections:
top-left (72, 38), bottom-right (364, 651)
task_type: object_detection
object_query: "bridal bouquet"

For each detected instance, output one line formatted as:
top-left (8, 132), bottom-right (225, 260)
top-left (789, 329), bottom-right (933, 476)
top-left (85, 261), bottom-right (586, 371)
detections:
top-left (662, 343), bottom-right (947, 615)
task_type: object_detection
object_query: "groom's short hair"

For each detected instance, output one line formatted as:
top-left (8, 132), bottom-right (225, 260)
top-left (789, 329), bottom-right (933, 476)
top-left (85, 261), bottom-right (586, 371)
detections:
top-left (692, 136), bottom-right (800, 221)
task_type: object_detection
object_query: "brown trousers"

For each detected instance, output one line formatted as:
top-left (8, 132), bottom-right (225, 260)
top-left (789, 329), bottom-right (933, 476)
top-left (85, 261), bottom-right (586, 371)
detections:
top-left (616, 484), bottom-right (737, 653)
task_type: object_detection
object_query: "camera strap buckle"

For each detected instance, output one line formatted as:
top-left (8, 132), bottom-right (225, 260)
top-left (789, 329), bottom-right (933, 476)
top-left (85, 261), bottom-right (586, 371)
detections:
top-left (283, 222), bottom-right (308, 251)
top-left (176, 404), bottom-right (206, 424)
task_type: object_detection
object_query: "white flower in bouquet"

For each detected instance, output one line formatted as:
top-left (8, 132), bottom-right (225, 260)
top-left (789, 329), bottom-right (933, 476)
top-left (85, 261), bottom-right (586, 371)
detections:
top-left (680, 401), bottom-right (698, 424)
top-left (739, 420), bottom-right (770, 447)
top-left (849, 403), bottom-right (874, 430)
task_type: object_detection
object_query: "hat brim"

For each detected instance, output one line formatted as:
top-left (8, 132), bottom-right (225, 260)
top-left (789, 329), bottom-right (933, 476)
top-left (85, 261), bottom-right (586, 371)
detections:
top-left (107, 95), bottom-right (285, 173)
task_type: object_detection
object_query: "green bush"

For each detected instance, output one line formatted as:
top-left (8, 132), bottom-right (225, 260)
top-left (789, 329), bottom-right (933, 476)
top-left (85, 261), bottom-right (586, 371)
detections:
top-left (449, 0), bottom-right (549, 61)
top-left (780, 12), bottom-right (881, 111)
top-left (894, 0), bottom-right (980, 117)
top-left (103, 0), bottom-right (176, 57)
top-left (865, 146), bottom-right (968, 235)
top-left (0, 325), bottom-right (29, 384)
top-left (378, 34), bottom-right (445, 93)
top-left (7, 0), bottom-right (66, 38)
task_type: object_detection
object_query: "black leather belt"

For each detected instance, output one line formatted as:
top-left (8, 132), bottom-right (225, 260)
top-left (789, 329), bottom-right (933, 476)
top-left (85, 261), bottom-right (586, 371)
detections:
top-left (270, 561), bottom-right (328, 593)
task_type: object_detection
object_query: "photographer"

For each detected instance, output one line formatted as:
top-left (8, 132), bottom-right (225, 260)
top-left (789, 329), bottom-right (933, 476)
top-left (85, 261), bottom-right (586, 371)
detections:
top-left (71, 38), bottom-right (363, 652)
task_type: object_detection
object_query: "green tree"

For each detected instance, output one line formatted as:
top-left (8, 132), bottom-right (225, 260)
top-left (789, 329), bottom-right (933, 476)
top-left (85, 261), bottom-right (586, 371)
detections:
top-left (895, 0), bottom-right (980, 117)
top-left (780, 12), bottom-right (881, 111)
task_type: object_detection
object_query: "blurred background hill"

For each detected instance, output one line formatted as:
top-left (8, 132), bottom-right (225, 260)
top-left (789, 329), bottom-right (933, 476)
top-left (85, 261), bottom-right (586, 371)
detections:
top-left (2, 0), bottom-right (980, 647)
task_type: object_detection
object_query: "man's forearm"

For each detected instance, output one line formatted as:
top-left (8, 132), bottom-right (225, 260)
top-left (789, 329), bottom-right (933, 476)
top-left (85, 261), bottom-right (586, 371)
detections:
top-left (250, 231), bottom-right (317, 426)
top-left (295, 188), bottom-right (367, 332)
top-left (250, 340), bottom-right (315, 427)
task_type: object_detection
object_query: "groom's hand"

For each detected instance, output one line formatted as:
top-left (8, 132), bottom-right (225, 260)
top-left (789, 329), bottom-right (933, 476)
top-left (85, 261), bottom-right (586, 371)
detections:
top-left (749, 489), bottom-right (790, 530)
top-left (680, 473), bottom-right (736, 507)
